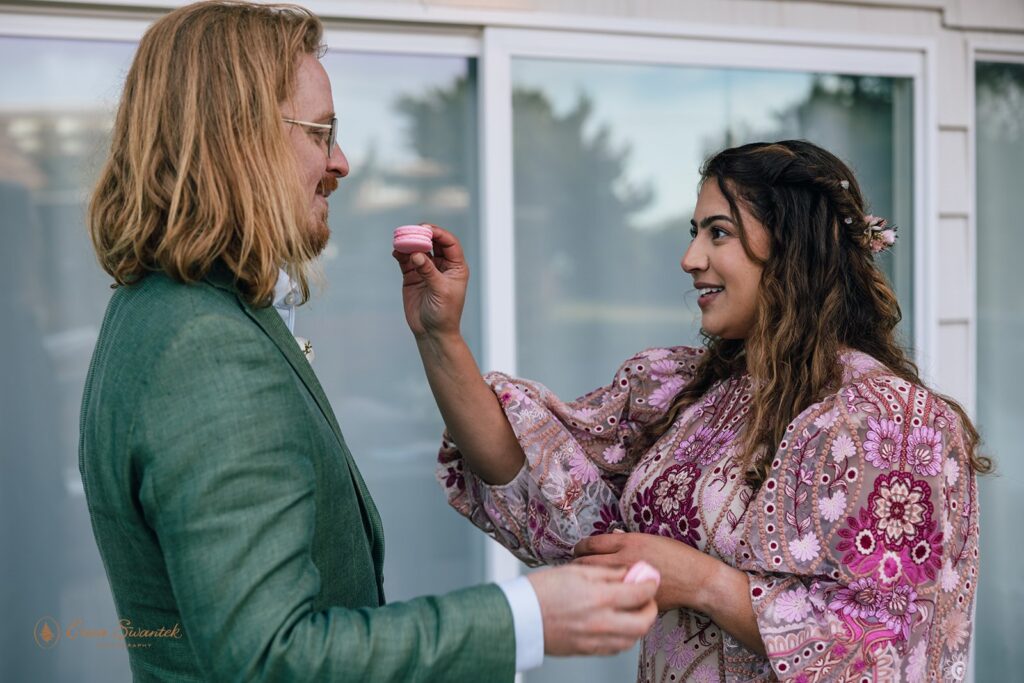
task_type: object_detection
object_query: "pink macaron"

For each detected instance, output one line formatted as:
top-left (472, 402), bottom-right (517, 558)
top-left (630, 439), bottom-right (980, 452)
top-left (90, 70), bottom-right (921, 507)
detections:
top-left (623, 560), bottom-right (661, 587)
top-left (393, 224), bottom-right (434, 254)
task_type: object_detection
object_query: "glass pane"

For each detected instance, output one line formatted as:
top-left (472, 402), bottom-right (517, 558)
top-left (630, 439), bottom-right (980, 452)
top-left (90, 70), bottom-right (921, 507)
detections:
top-left (975, 59), bottom-right (1024, 682)
top-left (306, 52), bottom-right (486, 599)
top-left (511, 58), bottom-right (914, 682)
top-left (0, 36), bottom-right (136, 681)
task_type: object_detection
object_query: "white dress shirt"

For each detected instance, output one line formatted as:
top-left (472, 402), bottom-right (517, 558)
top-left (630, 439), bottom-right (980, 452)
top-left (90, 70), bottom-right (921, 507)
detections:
top-left (272, 269), bottom-right (544, 671)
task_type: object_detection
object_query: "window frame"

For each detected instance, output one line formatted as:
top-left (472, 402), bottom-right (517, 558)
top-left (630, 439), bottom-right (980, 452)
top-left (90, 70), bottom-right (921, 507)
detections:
top-left (966, 41), bottom-right (1024, 683)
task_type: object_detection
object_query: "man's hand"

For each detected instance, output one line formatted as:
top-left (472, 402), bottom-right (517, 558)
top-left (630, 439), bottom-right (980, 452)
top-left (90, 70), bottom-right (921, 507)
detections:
top-left (527, 564), bottom-right (658, 656)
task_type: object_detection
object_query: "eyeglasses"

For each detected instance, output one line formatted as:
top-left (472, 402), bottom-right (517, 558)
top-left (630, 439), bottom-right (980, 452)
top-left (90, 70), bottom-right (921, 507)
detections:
top-left (282, 116), bottom-right (338, 156)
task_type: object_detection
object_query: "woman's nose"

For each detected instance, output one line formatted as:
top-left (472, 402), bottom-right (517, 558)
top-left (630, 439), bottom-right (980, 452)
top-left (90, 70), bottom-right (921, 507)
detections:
top-left (681, 239), bottom-right (706, 274)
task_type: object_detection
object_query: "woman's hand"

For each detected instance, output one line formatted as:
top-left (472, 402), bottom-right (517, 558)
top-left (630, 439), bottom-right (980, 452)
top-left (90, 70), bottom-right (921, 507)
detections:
top-left (573, 532), bottom-right (721, 614)
top-left (392, 224), bottom-right (468, 340)
top-left (574, 532), bottom-right (766, 655)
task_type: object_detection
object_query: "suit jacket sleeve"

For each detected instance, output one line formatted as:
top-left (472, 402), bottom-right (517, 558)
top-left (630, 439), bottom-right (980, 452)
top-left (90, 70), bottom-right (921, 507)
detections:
top-left (134, 312), bottom-right (516, 682)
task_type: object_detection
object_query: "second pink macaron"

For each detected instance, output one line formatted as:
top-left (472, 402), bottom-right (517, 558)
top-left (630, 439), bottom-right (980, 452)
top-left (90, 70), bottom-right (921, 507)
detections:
top-left (393, 224), bottom-right (434, 254)
top-left (623, 560), bottom-right (661, 587)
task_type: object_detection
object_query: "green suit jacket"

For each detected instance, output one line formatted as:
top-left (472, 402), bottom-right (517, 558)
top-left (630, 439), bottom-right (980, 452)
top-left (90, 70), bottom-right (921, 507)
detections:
top-left (79, 266), bottom-right (515, 682)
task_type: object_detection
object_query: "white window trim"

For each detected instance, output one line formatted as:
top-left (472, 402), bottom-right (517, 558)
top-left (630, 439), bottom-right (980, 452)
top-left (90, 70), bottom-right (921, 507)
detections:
top-left (965, 41), bottom-right (1024, 683)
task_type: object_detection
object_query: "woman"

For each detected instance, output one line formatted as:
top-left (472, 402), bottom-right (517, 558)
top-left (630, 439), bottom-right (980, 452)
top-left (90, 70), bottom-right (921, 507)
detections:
top-left (395, 140), bottom-right (988, 681)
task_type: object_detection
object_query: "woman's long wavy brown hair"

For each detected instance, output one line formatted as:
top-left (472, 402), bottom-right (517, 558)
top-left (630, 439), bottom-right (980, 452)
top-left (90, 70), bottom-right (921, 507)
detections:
top-left (654, 140), bottom-right (991, 488)
top-left (88, 1), bottom-right (324, 305)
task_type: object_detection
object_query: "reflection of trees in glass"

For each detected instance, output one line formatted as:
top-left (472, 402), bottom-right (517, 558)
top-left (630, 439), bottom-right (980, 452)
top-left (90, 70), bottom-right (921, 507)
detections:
top-left (695, 73), bottom-right (913, 343)
top-left (702, 74), bottom-right (896, 213)
top-left (315, 69), bottom-right (482, 452)
top-left (395, 78), bottom-right (687, 393)
top-left (977, 62), bottom-right (1024, 142)
top-left (975, 62), bottom-right (1024, 320)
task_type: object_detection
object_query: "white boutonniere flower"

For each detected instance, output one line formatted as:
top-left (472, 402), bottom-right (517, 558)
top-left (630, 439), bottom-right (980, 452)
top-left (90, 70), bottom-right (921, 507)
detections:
top-left (295, 336), bottom-right (314, 363)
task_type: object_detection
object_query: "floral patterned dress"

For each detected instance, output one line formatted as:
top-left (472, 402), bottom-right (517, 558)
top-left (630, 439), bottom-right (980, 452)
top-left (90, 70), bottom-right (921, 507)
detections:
top-left (437, 346), bottom-right (979, 682)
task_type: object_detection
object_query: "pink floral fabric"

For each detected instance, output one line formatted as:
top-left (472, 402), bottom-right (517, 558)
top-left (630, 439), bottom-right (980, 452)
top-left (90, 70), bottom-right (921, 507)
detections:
top-left (437, 347), bottom-right (980, 682)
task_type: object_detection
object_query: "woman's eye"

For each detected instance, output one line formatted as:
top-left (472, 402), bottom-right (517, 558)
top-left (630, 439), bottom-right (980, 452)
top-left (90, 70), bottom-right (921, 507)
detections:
top-left (688, 226), bottom-right (698, 239)
top-left (710, 226), bottom-right (729, 240)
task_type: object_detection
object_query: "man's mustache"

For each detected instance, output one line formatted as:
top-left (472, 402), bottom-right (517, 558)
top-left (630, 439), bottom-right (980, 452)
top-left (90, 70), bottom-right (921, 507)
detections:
top-left (319, 174), bottom-right (339, 197)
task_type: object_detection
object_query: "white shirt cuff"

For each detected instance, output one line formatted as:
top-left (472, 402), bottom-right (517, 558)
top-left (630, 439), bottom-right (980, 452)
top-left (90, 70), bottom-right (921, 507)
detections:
top-left (497, 574), bottom-right (544, 672)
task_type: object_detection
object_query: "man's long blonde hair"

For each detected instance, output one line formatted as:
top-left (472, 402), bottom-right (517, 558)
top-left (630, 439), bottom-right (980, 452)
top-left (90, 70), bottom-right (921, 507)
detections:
top-left (89, 1), bottom-right (324, 305)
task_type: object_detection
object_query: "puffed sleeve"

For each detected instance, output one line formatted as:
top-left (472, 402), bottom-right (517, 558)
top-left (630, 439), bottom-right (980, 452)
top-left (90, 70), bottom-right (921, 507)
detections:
top-left (437, 346), bottom-right (705, 566)
top-left (729, 375), bottom-right (979, 682)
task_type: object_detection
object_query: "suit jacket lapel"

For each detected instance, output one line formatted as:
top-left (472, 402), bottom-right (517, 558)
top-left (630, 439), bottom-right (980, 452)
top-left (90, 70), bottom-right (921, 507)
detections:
top-left (204, 265), bottom-right (385, 585)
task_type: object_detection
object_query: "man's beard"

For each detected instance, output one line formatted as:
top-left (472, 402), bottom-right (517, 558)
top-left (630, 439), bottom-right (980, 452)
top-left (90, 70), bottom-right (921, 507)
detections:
top-left (305, 174), bottom-right (339, 256)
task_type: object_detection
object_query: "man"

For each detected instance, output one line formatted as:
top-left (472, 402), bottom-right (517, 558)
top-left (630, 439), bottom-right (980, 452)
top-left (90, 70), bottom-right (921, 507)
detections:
top-left (79, 2), bottom-right (657, 681)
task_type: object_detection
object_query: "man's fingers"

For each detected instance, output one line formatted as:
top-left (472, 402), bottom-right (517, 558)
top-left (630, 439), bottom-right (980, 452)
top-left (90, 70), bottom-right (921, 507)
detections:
top-left (603, 579), bottom-right (658, 610)
top-left (573, 562), bottom-right (629, 582)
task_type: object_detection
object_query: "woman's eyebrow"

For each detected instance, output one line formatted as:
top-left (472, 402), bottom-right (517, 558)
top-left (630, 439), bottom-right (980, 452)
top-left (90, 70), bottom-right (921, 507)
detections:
top-left (690, 214), bottom-right (736, 229)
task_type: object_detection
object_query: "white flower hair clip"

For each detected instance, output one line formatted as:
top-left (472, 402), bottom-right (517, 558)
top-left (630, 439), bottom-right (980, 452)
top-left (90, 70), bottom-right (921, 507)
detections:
top-left (861, 214), bottom-right (897, 254)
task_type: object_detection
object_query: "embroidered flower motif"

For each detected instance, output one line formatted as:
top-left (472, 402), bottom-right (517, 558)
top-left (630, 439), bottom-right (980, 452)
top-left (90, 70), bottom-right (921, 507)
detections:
top-left (591, 503), bottom-right (623, 535)
top-left (831, 433), bottom-right (856, 462)
top-left (674, 426), bottom-right (732, 465)
top-left (642, 347), bottom-right (673, 361)
top-left (837, 508), bottom-right (882, 573)
top-left (864, 417), bottom-right (902, 470)
top-left (905, 639), bottom-right (927, 682)
top-left (702, 479), bottom-right (728, 511)
top-left (877, 550), bottom-right (904, 585)
top-left (571, 406), bottom-right (599, 421)
top-left (789, 532), bottom-right (822, 563)
top-left (944, 655), bottom-right (967, 682)
top-left (526, 499), bottom-right (550, 545)
top-left (775, 585), bottom-right (812, 623)
top-left (819, 490), bottom-right (848, 523)
top-left (876, 584), bottom-right (918, 640)
top-left (942, 608), bottom-right (970, 651)
top-left (662, 624), bottom-right (701, 671)
top-left (869, 471), bottom-right (933, 548)
top-left (665, 500), bottom-right (702, 548)
top-left (815, 409), bottom-right (838, 429)
top-left (940, 558), bottom-right (960, 593)
top-left (649, 375), bottom-right (686, 410)
top-left (905, 426), bottom-right (943, 477)
top-left (944, 457), bottom-right (961, 486)
top-left (829, 577), bottom-right (882, 620)
top-left (602, 443), bottom-right (626, 464)
top-left (443, 463), bottom-right (465, 491)
top-left (714, 522), bottom-right (739, 555)
top-left (652, 464), bottom-right (699, 518)
top-left (902, 520), bottom-right (943, 583)
top-left (690, 664), bottom-right (717, 683)
top-left (649, 359), bottom-right (680, 376)
top-left (568, 449), bottom-right (600, 484)
top-left (631, 487), bottom-right (662, 534)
